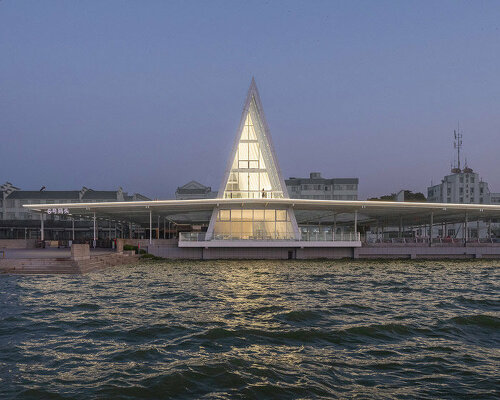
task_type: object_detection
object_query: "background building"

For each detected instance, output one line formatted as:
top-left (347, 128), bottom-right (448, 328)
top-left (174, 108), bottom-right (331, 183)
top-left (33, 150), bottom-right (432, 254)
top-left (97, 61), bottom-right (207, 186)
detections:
top-left (285, 172), bottom-right (358, 200)
top-left (0, 182), bottom-right (150, 240)
top-left (491, 193), bottom-right (500, 204)
top-left (427, 167), bottom-right (493, 204)
top-left (175, 181), bottom-right (217, 200)
top-left (425, 128), bottom-right (500, 240)
top-left (428, 132), bottom-right (500, 205)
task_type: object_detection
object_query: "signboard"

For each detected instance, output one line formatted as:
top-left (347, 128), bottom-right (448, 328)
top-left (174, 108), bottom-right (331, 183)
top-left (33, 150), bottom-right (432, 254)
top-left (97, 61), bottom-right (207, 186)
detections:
top-left (46, 208), bottom-right (70, 215)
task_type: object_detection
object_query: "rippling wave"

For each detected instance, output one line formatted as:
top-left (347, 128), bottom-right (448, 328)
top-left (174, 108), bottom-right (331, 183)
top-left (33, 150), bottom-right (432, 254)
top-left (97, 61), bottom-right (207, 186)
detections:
top-left (1, 260), bottom-right (499, 399)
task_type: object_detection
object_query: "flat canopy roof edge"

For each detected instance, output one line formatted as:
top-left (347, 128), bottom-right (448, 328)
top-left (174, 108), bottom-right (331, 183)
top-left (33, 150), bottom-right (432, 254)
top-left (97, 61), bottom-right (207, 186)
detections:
top-left (23, 198), bottom-right (500, 213)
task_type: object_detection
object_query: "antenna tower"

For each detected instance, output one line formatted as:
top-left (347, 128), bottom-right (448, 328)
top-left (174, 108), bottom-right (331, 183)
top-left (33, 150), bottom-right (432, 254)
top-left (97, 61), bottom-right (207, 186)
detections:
top-left (453, 125), bottom-right (463, 171)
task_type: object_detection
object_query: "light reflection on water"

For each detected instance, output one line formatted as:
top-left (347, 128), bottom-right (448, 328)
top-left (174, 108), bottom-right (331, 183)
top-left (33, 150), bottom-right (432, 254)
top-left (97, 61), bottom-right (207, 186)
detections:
top-left (1, 260), bottom-right (499, 399)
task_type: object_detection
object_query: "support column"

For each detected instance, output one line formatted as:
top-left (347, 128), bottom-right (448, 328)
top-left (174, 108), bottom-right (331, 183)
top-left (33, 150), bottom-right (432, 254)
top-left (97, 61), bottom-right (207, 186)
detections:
top-left (317, 216), bottom-right (321, 241)
top-left (354, 210), bottom-right (358, 239)
top-left (163, 217), bottom-right (166, 239)
top-left (93, 212), bottom-right (96, 248)
top-left (40, 213), bottom-right (44, 241)
top-left (488, 219), bottom-right (492, 239)
top-left (149, 209), bottom-right (152, 245)
top-left (429, 212), bottom-right (434, 247)
top-left (157, 215), bottom-right (160, 240)
top-left (129, 222), bottom-right (132, 239)
top-left (398, 216), bottom-right (402, 239)
top-left (476, 220), bottom-right (480, 241)
top-left (464, 212), bottom-right (468, 245)
top-left (72, 218), bottom-right (75, 241)
top-left (333, 213), bottom-right (337, 241)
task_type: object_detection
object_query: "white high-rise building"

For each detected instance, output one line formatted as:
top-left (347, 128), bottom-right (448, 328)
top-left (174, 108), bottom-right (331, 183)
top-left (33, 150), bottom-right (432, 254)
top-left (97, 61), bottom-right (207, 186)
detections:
top-left (426, 132), bottom-right (500, 238)
top-left (427, 166), bottom-right (491, 204)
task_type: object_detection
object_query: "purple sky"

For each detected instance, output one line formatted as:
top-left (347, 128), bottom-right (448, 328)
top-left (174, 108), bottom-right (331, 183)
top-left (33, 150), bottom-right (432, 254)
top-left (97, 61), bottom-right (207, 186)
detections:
top-left (1, 1), bottom-right (499, 199)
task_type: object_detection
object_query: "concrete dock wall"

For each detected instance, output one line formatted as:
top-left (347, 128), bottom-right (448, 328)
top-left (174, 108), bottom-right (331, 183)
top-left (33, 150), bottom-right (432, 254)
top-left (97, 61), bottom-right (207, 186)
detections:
top-left (354, 245), bottom-right (500, 259)
top-left (0, 239), bottom-right (37, 249)
top-left (148, 244), bottom-right (500, 260)
top-left (148, 246), bottom-right (355, 260)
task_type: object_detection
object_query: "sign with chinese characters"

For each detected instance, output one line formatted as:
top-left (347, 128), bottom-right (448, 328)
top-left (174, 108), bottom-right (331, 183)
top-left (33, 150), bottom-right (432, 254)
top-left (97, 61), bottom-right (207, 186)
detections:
top-left (46, 208), bottom-right (70, 215)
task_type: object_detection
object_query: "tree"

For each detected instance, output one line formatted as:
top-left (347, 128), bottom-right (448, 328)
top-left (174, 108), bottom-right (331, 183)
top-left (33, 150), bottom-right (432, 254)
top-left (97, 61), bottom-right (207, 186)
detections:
top-left (368, 190), bottom-right (426, 202)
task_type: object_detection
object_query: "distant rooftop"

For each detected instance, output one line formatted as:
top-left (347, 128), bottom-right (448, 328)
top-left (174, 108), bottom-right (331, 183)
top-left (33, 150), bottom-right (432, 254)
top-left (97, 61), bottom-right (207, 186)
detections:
top-left (1, 182), bottom-right (150, 202)
top-left (286, 173), bottom-right (358, 185)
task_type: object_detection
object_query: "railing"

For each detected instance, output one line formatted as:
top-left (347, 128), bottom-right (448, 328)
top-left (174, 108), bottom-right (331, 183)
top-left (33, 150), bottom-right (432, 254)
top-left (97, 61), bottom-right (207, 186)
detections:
top-left (300, 232), bottom-right (361, 242)
top-left (223, 191), bottom-right (284, 199)
top-left (211, 234), bottom-right (295, 241)
top-left (365, 237), bottom-right (500, 245)
top-left (179, 231), bottom-right (361, 242)
top-left (367, 237), bottom-right (441, 244)
top-left (179, 232), bottom-right (206, 241)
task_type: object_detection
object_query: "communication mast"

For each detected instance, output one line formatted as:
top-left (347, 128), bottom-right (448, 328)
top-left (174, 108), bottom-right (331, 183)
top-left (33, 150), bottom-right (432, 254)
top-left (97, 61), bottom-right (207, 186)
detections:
top-left (452, 125), bottom-right (463, 173)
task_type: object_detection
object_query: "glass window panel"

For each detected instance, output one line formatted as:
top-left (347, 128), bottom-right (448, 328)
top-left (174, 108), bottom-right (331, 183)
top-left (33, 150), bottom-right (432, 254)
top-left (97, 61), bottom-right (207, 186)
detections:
top-left (214, 222), bottom-right (230, 235)
top-left (231, 209), bottom-right (242, 221)
top-left (253, 221), bottom-right (265, 238)
top-left (265, 209), bottom-right (275, 221)
top-left (239, 142), bottom-right (249, 161)
top-left (231, 222), bottom-right (242, 238)
top-left (276, 210), bottom-right (287, 221)
top-left (241, 121), bottom-right (249, 140)
top-left (239, 160), bottom-right (248, 169)
top-left (248, 173), bottom-right (259, 191)
top-left (248, 142), bottom-right (259, 160)
top-left (242, 210), bottom-right (253, 221)
top-left (228, 172), bottom-right (237, 182)
top-left (276, 222), bottom-right (289, 239)
top-left (258, 152), bottom-right (266, 170)
top-left (249, 160), bottom-right (259, 169)
top-left (264, 221), bottom-right (276, 239)
top-left (238, 173), bottom-right (249, 191)
top-left (253, 209), bottom-right (265, 220)
top-left (260, 173), bottom-right (271, 191)
top-left (219, 210), bottom-right (230, 221)
top-left (247, 114), bottom-right (257, 139)
top-left (248, 128), bottom-right (257, 140)
top-left (241, 222), bottom-right (253, 238)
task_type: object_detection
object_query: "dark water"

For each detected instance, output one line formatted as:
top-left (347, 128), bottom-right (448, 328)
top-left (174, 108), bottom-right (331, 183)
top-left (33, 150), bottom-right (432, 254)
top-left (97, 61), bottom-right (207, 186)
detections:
top-left (1, 260), bottom-right (499, 399)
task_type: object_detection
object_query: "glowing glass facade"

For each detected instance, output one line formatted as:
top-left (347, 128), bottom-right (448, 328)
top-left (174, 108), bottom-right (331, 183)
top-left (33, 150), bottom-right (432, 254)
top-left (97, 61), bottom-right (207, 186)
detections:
top-left (213, 208), bottom-right (294, 240)
top-left (223, 103), bottom-right (284, 199)
top-left (207, 79), bottom-right (298, 241)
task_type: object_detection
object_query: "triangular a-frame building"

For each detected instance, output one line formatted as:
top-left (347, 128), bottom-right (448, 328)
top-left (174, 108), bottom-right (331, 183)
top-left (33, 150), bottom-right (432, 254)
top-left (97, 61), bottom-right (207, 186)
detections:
top-left (206, 79), bottom-right (299, 241)
top-left (218, 78), bottom-right (289, 200)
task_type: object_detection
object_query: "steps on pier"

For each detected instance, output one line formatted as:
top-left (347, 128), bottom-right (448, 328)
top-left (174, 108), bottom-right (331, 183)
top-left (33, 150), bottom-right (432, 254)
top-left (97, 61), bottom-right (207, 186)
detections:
top-left (0, 253), bottom-right (139, 274)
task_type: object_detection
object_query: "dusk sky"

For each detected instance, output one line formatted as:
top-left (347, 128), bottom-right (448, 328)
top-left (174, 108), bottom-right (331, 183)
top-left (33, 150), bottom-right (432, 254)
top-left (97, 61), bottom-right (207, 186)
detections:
top-left (1, 0), bottom-right (499, 200)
